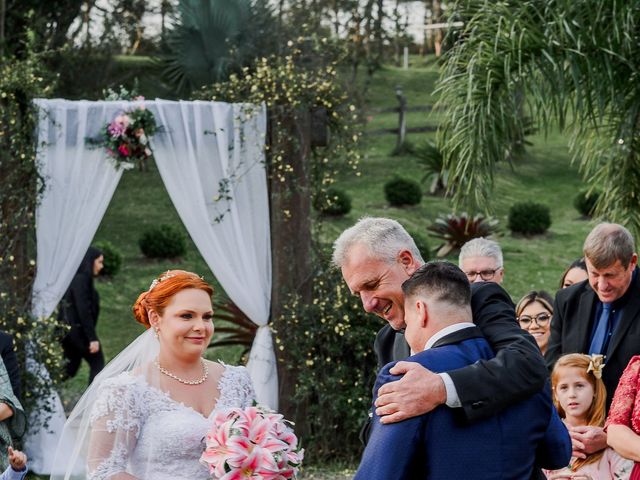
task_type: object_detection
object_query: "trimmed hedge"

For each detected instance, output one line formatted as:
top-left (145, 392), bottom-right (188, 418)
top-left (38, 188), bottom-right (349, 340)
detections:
top-left (384, 177), bottom-right (422, 206)
top-left (313, 187), bottom-right (352, 216)
top-left (94, 240), bottom-right (123, 276)
top-left (508, 202), bottom-right (551, 235)
top-left (139, 224), bottom-right (187, 258)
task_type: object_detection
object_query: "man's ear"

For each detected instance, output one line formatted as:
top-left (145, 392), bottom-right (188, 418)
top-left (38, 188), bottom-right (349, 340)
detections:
top-left (398, 250), bottom-right (418, 275)
top-left (416, 300), bottom-right (429, 328)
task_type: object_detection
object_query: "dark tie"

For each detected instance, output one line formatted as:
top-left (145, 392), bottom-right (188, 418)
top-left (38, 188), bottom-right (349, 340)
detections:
top-left (589, 303), bottom-right (612, 355)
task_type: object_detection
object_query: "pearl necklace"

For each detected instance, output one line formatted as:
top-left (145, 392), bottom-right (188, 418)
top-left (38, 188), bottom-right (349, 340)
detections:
top-left (154, 358), bottom-right (209, 385)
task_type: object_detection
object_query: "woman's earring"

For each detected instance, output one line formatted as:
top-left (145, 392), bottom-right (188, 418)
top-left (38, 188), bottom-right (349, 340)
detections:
top-left (154, 327), bottom-right (160, 340)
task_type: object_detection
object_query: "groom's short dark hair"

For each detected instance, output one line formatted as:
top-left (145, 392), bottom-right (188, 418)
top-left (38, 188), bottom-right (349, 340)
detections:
top-left (402, 261), bottom-right (471, 307)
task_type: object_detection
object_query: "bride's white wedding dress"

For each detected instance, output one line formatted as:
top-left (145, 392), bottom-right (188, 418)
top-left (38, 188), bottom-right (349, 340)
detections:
top-left (88, 365), bottom-right (255, 480)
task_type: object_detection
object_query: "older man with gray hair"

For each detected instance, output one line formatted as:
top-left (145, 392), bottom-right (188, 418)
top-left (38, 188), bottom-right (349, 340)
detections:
top-left (459, 237), bottom-right (504, 284)
top-left (547, 222), bottom-right (640, 459)
top-left (333, 217), bottom-right (547, 433)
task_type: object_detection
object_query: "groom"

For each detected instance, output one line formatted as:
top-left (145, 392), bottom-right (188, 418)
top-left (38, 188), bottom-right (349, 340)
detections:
top-left (354, 262), bottom-right (571, 479)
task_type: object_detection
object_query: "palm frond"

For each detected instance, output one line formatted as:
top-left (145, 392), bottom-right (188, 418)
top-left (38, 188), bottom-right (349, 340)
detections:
top-left (437, 0), bottom-right (640, 236)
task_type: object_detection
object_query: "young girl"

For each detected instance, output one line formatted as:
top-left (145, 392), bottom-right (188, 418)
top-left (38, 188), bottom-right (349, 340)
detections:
top-left (545, 353), bottom-right (634, 479)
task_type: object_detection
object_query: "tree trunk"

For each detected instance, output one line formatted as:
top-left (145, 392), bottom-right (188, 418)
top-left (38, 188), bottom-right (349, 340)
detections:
top-left (433, 0), bottom-right (443, 57)
top-left (0, 0), bottom-right (5, 57)
top-left (268, 107), bottom-right (314, 422)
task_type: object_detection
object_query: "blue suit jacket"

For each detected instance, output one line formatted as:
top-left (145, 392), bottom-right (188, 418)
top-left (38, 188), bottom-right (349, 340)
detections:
top-left (355, 327), bottom-right (571, 480)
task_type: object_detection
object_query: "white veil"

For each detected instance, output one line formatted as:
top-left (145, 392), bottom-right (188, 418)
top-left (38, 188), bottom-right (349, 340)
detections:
top-left (51, 327), bottom-right (159, 479)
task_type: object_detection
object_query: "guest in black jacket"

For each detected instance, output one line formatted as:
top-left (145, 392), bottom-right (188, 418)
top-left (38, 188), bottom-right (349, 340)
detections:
top-left (0, 333), bottom-right (20, 400)
top-left (58, 246), bottom-right (105, 384)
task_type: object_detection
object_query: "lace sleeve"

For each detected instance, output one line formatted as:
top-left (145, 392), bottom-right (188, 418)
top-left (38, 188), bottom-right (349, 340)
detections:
top-left (87, 374), bottom-right (145, 479)
top-left (606, 356), bottom-right (640, 430)
top-left (217, 365), bottom-right (256, 409)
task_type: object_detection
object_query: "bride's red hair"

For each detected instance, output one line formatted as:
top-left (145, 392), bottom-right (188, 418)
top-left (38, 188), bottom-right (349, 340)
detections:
top-left (133, 270), bottom-right (213, 328)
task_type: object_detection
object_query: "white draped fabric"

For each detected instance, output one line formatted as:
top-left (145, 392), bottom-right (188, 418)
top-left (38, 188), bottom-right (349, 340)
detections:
top-left (28, 100), bottom-right (129, 474)
top-left (150, 101), bottom-right (276, 409)
top-left (26, 99), bottom-right (275, 474)
top-left (31, 99), bottom-right (128, 320)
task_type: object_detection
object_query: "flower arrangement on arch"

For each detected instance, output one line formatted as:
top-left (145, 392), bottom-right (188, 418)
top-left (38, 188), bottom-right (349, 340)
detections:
top-left (200, 405), bottom-right (304, 479)
top-left (90, 100), bottom-right (158, 168)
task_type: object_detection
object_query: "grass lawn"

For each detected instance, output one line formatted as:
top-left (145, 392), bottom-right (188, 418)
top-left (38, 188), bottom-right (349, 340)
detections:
top-left (29, 56), bottom-right (594, 479)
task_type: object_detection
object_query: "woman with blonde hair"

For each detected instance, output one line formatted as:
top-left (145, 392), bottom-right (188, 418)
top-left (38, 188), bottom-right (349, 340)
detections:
top-left (544, 353), bottom-right (633, 479)
top-left (52, 270), bottom-right (256, 479)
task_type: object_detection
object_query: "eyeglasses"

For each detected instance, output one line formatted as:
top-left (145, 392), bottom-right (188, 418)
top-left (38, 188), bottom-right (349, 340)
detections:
top-left (464, 268), bottom-right (502, 281)
top-left (518, 313), bottom-right (552, 328)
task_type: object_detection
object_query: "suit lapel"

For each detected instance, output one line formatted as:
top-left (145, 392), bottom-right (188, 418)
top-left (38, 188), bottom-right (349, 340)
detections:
top-left (431, 326), bottom-right (483, 348)
top-left (573, 286), bottom-right (598, 353)
top-left (607, 273), bottom-right (640, 359)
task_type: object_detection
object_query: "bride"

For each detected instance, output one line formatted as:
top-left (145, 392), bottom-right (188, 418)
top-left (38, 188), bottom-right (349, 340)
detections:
top-left (52, 270), bottom-right (255, 479)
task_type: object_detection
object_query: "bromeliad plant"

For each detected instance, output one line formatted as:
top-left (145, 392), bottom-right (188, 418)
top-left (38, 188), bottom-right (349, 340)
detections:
top-left (428, 213), bottom-right (499, 257)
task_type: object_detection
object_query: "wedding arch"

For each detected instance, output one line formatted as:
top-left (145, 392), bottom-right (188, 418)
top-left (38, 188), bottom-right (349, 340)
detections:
top-left (25, 98), bottom-right (276, 473)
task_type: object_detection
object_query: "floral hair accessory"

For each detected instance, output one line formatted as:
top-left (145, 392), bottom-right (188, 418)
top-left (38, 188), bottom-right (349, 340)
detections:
top-left (587, 354), bottom-right (605, 379)
top-left (148, 272), bottom-right (177, 292)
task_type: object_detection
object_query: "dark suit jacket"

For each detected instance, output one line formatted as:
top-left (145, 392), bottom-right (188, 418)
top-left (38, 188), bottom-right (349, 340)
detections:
top-left (0, 332), bottom-right (20, 400)
top-left (546, 269), bottom-right (640, 409)
top-left (355, 327), bottom-right (571, 480)
top-left (373, 282), bottom-right (548, 421)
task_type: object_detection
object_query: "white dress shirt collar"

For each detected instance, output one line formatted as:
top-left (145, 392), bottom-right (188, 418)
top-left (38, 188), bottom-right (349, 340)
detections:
top-left (424, 322), bottom-right (476, 351)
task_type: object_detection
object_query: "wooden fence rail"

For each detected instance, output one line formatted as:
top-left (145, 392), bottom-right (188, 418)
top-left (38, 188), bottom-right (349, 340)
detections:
top-left (365, 87), bottom-right (438, 148)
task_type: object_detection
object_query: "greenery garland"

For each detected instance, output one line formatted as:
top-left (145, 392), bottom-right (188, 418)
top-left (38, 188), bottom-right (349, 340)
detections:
top-left (0, 53), bottom-right (68, 426)
top-left (198, 35), bottom-right (361, 215)
top-left (199, 34), bottom-right (369, 461)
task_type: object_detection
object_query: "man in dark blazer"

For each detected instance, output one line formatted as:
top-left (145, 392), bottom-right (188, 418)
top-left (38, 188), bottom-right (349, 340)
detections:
top-left (332, 218), bottom-right (548, 424)
top-left (354, 262), bottom-right (571, 480)
top-left (546, 222), bottom-right (640, 459)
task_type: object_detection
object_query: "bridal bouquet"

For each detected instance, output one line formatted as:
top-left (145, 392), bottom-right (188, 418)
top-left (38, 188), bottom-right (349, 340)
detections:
top-left (200, 405), bottom-right (304, 479)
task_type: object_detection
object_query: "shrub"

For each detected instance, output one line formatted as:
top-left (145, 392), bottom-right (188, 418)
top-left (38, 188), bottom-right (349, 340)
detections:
top-left (273, 248), bottom-right (379, 462)
top-left (384, 177), bottom-right (422, 206)
top-left (574, 190), bottom-right (600, 217)
top-left (508, 202), bottom-right (552, 235)
top-left (427, 213), bottom-right (499, 257)
top-left (94, 240), bottom-right (123, 277)
top-left (313, 187), bottom-right (352, 216)
top-left (138, 224), bottom-right (187, 258)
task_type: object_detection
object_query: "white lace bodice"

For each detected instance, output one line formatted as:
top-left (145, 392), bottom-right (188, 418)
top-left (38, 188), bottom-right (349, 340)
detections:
top-left (88, 364), bottom-right (255, 480)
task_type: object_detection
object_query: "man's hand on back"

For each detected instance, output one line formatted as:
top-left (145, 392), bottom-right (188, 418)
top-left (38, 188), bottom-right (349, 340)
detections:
top-left (374, 362), bottom-right (446, 424)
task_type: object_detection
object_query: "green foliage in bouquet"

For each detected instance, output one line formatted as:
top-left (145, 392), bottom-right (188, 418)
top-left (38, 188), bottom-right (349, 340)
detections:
top-left (89, 104), bottom-right (157, 169)
top-left (273, 248), bottom-right (379, 462)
